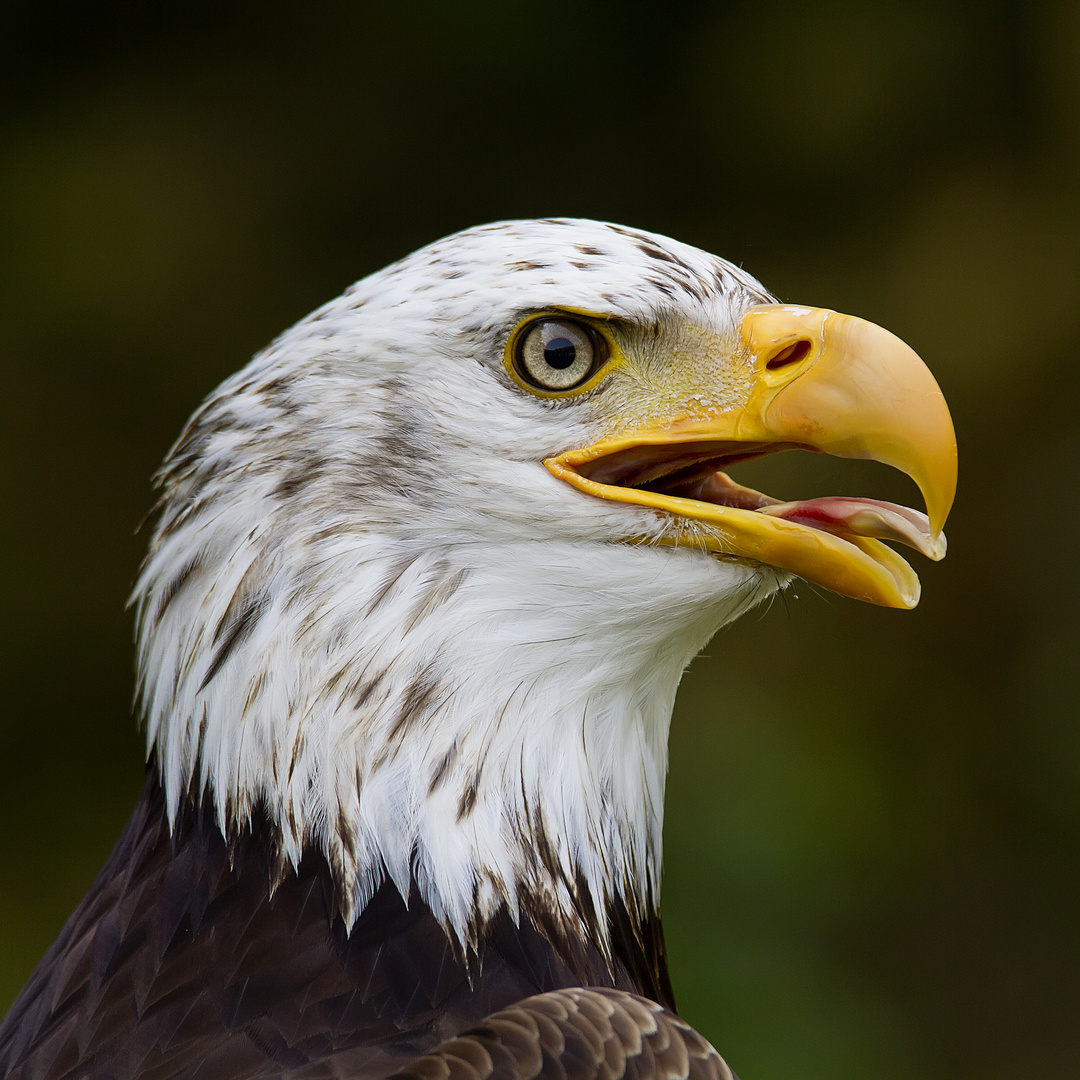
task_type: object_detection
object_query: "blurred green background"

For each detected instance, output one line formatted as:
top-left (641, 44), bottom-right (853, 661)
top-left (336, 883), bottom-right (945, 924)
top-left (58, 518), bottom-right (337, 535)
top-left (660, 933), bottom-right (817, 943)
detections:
top-left (2, 2), bottom-right (1078, 1078)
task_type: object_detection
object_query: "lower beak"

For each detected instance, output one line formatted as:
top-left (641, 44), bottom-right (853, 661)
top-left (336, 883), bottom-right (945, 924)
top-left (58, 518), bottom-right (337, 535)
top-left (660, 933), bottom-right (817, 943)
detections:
top-left (545, 305), bottom-right (957, 609)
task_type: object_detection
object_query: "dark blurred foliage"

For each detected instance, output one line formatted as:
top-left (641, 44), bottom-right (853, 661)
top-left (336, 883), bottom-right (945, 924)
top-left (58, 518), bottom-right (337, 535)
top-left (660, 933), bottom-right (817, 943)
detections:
top-left (1, 2), bottom-right (1078, 1077)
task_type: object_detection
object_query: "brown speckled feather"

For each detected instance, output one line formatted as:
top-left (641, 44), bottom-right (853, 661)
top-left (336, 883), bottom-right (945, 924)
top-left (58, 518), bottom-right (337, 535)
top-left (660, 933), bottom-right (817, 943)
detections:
top-left (0, 778), bottom-right (680, 1079)
top-left (388, 989), bottom-right (737, 1080)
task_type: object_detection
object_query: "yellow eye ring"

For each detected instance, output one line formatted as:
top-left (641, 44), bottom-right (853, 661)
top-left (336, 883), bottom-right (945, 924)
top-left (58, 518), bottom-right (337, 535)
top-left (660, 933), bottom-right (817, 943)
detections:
top-left (504, 311), bottom-right (619, 398)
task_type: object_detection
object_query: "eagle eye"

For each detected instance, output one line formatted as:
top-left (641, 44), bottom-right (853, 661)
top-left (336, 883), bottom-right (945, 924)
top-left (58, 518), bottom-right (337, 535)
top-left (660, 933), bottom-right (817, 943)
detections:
top-left (514, 317), bottom-right (603, 392)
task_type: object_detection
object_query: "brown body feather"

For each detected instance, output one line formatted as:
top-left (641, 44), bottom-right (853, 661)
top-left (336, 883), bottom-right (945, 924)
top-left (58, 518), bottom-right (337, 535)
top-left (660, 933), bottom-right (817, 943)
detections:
top-left (0, 776), bottom-right (691, 1079)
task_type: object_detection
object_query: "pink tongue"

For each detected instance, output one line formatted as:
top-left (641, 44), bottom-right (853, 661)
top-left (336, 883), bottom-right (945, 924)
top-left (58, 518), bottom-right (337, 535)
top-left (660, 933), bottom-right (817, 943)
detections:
top-left (758, 496), bottom-right (947, 560)
top-left (684, 472), bottom-right (946, 560)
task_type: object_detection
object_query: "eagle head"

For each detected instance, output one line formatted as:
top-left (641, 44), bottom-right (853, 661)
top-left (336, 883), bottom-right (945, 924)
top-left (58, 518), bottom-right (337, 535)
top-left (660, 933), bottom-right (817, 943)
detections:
top-left (131, 219), bottom-right (955, 954)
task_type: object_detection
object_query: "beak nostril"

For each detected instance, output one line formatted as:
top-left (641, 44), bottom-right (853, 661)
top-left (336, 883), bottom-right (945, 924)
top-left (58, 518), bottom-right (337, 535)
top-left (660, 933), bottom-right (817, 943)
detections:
top-left (765, 339), bottom-right (812, 371)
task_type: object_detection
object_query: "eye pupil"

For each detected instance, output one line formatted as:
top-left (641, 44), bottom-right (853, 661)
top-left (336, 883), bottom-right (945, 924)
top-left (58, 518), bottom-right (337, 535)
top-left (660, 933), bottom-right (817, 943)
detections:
top-left (544, 338), bottom-right (577, 370)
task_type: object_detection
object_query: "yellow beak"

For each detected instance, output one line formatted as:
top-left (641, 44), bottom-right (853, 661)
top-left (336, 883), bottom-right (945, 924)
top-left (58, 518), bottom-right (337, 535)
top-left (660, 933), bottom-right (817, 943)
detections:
top-left (545, 305), bottom-right (957, 609)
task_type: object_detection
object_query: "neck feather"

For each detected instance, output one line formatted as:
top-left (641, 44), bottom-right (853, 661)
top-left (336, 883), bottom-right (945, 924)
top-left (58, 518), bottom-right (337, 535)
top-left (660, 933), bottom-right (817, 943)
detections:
top-left (135, 523), bottom-right (774, 954)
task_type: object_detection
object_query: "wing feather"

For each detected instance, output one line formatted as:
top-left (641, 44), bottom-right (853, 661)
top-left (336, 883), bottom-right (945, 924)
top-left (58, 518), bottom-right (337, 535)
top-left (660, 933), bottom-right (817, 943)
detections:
top-left (388, 990), bottom-right (737, 1080)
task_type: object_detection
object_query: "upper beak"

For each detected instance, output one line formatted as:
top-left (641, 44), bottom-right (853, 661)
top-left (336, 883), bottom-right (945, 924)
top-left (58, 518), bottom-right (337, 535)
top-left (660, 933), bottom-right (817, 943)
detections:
top-left (738, 305), bottom-right (956, 537)
top-left (545, 305), bottom-right (957, 609)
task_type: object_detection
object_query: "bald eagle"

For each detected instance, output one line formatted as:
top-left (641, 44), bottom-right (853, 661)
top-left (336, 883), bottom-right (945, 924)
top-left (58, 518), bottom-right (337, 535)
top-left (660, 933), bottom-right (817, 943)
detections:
top-left (0, 220), bottom-right (955, 1080)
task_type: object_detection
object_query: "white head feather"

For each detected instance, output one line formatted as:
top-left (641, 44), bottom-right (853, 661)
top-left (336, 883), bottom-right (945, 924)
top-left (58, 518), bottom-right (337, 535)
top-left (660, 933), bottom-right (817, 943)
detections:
top-left (131, 218), bottom-right (783, 953)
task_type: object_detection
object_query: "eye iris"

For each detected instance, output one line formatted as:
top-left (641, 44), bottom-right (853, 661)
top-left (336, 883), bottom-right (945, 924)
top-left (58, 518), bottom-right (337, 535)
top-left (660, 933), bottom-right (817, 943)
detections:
top-left (544, 337), bottom-right (577, 370)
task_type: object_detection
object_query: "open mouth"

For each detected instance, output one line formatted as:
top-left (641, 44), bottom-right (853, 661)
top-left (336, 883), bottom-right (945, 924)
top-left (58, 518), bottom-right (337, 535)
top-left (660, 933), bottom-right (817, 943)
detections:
top-left (575, 440), bottom-right (946, 563)
top-left (545, 435), bottom-right (947, 610)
